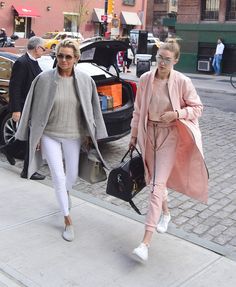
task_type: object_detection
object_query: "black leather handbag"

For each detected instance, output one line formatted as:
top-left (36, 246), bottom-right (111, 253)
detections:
top-left (106, 147), bottom-right (146, 214)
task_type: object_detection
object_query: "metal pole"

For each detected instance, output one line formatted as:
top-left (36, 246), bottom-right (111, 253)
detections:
top-left (103, 0), bottom-right (108, 36)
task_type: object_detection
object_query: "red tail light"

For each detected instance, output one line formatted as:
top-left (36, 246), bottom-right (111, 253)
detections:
top-left (126, 80), bottom-right (137, 99)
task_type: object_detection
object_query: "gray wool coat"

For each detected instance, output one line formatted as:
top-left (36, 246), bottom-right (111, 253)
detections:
top-left (15, 67), bottom-right (108, 178)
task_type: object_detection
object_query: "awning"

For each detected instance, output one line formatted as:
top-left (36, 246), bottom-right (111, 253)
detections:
top-left (120, 11), bottom-right (142, 26)
top-left (92, 8), bottom-right (111, 23)
top-left (13, 6), bottom-right (40, 17)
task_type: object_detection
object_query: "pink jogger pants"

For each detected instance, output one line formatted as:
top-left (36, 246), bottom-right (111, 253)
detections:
top-left (144, 121), bottom-right (179, 232)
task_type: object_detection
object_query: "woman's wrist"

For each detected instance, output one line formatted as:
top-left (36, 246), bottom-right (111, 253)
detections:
top-left (175, 110), bottom-right (179, 119)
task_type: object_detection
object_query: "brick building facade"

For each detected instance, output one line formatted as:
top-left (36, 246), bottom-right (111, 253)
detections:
top-left (145, 0), bottom-right (177, 40)
top-left (176, 0), bottom-right (236, 73)
top-left (0, 0), bottom-right (147, 40)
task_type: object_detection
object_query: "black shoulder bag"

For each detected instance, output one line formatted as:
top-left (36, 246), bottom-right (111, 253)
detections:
top-left (106, 147), bottom-right (146, 214)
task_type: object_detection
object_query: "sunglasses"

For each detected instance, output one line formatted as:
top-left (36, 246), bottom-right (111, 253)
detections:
top-left (156, 55), bottom-right (172, 65)
top-left (38, 46), bottom-right (46, 52)
top-left (57, 54), bottom-right (74, 61)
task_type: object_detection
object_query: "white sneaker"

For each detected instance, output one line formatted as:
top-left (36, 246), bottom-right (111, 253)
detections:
top-left (132, 243), bottom-right (149, 261)
top-left (62, 225), bottom-right (74, 242)
top-left (156, 213), bottom-right (171, 233)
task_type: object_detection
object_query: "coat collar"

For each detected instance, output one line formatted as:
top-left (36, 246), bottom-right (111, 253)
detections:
top-left (149, 67), bottom-right (177, 109)
top-left (150, 67), bottom-right (176, 86)
top-left (25, 53), bottom-right (42, 77)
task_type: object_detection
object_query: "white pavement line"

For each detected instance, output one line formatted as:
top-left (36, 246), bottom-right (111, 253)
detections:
top-left (0, 202), bottom-right (85, 233)
top-left (0, 264), bottom-right (40, 287)
top-left (173, 257), bottom-right (223, 287)
top-left (0, 211), bottom-right (60, 232)
top-left (177, 256), bottom-right (236, 287)
top-left (0, 268), bottom-right (26, 287)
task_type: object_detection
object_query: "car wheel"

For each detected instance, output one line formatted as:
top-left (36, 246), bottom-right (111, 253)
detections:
top-left (0, 113), bottom-right (18, 145)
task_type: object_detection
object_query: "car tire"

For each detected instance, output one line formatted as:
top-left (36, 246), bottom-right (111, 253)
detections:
top-left (0, 113), bottom-right (18, 145)
top-left (0, 113), bottom-right (25, 159)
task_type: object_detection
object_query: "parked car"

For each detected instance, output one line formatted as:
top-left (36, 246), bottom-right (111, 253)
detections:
top-left (0, 41), bottom-right (136, 147)
top-left (42, 31), bottom-right (84, 50)
top-left (130, 29), bottom-right (162, 62)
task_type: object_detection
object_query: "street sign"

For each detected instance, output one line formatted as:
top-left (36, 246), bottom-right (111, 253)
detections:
top-left (101, 15), bottom-right (108, 22)
top-left (111, 18), bottom-right (120, 28)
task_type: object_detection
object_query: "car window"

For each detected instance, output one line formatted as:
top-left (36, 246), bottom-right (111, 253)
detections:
top-left (0, 57), bottom-right (12, 80)
top-left (80, 48), bottom-right (96, 61)
top-left (42, 32), bottom-right (57, 39)
top-left (38, 56), bottom-right (54, 71)
top-left (76, 63), bottom-right (112, 79)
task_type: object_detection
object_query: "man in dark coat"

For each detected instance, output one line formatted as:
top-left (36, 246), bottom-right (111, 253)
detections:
top-left (0, 28), bottom-right (7, 47)
top-left (0, 36), bottom-right (46, 180)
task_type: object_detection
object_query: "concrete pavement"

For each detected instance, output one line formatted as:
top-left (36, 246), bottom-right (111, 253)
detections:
top-left (1, 161), bottom-right (236, 287)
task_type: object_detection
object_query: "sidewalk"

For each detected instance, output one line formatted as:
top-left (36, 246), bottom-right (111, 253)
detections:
top-left (0, 162), bottom-right (236, 287)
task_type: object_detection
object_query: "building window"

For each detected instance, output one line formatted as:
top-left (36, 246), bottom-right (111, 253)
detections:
top-left (154, 0), bottom-right (166, 3)
top-left (123, 0), bottom-right (135, 6)
top-left (64, 14), bottom-right (78, 32)
top-left (226, 0), bottom-right (236, 20)
top-left (153, 11), bottom-right (167, 26)
top-left (201, 0), bottom-right (219, 20)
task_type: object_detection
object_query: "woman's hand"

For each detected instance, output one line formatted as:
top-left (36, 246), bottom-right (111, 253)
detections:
top-left (129, 136), bottom-right (137, 151)
top-left (12, 112), bottom-right (21, 122)
top-left (84, 136), bottom-right (92, 150)
top-left (159, 111), bottom-right (178, 123)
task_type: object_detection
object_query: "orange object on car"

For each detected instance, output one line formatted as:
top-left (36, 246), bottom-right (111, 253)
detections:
top-left (97, 83), bottom-right (122, 108)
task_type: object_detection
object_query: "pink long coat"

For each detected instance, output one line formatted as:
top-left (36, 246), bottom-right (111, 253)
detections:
top-left (130, 69), bottom-right (208, 203)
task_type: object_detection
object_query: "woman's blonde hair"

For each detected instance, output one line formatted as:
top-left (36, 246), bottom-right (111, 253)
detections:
top-left (159, 38), bottom-right (180, 60)
top-left (56, 39), bottom-right (81, 58)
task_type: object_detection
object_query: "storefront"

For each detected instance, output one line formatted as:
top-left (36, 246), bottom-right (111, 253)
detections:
top-left (12, 6), bottom-right (40, 38)
top-left (0, 0), bottom-right (147, 40)
top-left (175, 23), bottom-right (236, 74)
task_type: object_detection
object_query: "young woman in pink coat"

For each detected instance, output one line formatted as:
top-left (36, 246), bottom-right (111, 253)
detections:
top-left (129, 39), bottom-right (208, 261)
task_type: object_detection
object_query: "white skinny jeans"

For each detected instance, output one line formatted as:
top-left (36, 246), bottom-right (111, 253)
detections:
top-left (41, 135), bottom-right (81, 216)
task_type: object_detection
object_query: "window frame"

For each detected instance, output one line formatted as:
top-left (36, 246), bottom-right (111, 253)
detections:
top-left (201, 0), bottom-right (220, 21)
top-left (122, 0), bottom-right (136, 6)
top-left (226, 0), bottom-right (236, 20)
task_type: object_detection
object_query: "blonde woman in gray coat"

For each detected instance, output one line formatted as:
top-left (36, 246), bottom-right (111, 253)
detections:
top-left (16, 39), bottom-right (108, 242)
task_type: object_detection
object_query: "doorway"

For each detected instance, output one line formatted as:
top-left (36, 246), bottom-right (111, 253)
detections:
top-left (14, 16), bottom-right (32, 38)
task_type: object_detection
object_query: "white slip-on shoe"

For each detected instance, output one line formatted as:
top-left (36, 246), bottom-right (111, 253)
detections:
top-left (132, 243), bottom-right (149, 261)
top-left (156, 213), bottom-right (171, 233)
top-left (62, 225), bottom-right (74, 242)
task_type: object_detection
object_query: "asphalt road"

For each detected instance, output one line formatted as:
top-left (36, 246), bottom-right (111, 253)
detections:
top-left (200, 90), bottom-right (236, 113)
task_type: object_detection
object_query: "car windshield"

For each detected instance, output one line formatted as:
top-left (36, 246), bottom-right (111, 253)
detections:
top-left (38, 56), bottom-right (54, 71)
top-left (76, 63), bottom-right (112, 79)
top-left (42, 32), bottom-right (58, 39)
top-left (37, 57), bottom-right (113, 79)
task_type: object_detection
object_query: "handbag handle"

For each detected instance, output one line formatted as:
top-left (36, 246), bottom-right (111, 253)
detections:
top-left (121, 146), bottom-right (142, 163)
